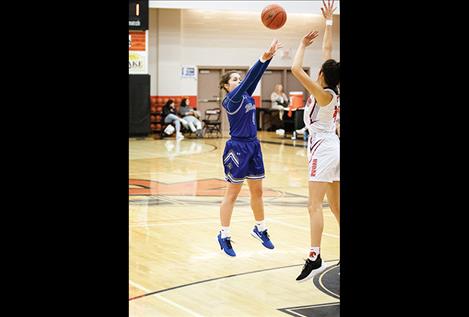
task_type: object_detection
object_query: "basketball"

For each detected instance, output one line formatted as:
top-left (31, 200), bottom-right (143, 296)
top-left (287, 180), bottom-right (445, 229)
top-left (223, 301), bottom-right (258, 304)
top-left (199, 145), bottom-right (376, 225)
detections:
top-left (261, 4), bottom-right (287, 30)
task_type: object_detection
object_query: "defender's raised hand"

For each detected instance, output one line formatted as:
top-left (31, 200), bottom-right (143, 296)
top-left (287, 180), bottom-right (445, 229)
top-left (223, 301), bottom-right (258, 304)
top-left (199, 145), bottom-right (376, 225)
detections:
top-left (301, 31), bottom-right (319, 48)
top-left (321, 0), bottom-right (337, 20)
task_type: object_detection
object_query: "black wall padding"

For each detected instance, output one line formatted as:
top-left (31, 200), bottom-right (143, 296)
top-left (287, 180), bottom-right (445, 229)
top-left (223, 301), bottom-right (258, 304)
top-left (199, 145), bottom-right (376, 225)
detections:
top-left (129, 74), bottom-right (150, 136)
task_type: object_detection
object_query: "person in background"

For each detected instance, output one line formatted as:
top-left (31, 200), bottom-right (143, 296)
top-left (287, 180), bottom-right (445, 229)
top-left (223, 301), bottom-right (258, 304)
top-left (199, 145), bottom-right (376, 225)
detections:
top-left (270, 83), bottom-right (290, 120)
top-left (179, 98), bottom-right (203, 138)
top-left (163, 99), bottom-right (187, 140)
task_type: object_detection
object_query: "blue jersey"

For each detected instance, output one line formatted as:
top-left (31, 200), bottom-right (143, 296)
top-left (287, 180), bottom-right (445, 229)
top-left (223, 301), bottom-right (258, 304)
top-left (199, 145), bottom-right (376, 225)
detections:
top-left (222, 58), bottom-right (271, 139)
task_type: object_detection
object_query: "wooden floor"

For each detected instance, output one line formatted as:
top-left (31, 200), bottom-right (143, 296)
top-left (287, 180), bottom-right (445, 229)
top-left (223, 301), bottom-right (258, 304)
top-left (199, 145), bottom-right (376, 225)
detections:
top-left (129, 131), bottom-right (340, 317)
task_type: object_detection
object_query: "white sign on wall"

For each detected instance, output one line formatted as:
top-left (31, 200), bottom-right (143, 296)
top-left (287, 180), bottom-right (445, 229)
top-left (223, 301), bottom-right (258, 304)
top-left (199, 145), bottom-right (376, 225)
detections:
top-left (181, 65), bottom-right (197, 78)
top-left (129, 51), bottom-right (147, 73)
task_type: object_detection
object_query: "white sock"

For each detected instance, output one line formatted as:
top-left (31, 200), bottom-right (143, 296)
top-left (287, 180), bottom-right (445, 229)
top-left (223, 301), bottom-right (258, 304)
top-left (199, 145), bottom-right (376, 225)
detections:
top-left (308, 247), bottom-right (320, 261)
top-left (256, 220), bottom-right (267, 232)
top-left (221, 226), bottom-right (231, 238)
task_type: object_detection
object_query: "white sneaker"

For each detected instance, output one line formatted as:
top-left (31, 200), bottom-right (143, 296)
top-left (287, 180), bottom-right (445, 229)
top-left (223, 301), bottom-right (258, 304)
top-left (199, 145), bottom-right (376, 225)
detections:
top-left (295, 127), bottom-right (306, 135)
top-left (176, 133), bottom-right (184, 140)
top-left (275, 129), bottom-right (285, 136)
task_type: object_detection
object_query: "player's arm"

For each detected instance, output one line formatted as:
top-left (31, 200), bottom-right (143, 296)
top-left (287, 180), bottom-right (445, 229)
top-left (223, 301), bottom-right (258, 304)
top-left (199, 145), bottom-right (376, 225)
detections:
top-left (291, 31), bottom-right (332, 107)
top-left (321, 0), bottom-right (336, 61)
top-left (245, 39), bottom-right (282, 95)
top-left (230, 39), bottom-right (283, 100)
top-left (245, 57), bottom-right (271, 96)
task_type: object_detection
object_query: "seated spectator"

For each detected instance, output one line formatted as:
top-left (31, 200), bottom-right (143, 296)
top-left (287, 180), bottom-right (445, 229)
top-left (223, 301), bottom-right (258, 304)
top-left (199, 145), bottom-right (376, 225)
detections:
top-left (271, 84), bottom-right (290, 120)
top-left (179, 98), bottom-right (203, 138)
top-left (163, 99), bottom-right (187, 140)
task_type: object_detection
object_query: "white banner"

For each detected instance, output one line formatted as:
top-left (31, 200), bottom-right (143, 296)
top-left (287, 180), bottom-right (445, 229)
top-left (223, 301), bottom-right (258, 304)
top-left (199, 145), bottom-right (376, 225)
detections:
top-left (129, 51), bottom-right (147, 74)
top-left (129, 30), bottom-right (148, 74)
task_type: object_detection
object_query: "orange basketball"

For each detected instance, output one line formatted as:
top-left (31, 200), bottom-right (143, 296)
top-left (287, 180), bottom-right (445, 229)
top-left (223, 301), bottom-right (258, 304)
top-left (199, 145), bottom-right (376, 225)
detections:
top-left (261, 4), bottom-right (287, 30)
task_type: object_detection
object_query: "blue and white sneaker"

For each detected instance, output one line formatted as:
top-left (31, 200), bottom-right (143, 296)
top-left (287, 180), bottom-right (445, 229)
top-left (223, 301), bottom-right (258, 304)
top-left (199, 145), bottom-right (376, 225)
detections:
top-left (217, 232), bottom-right (236, 257)
top-left (251, 226), bottom-right (275, 249)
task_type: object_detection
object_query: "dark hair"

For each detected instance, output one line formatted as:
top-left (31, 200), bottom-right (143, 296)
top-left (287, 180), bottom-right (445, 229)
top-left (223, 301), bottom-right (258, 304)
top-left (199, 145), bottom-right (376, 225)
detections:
top-left (180, 98), bottom-right (188, 108)
top-left (321, 59), bottom-right (340, 93)
top-left (163, 99), bottom-right (174, 108)
top-left (219, 71), bottom-right (240, 93)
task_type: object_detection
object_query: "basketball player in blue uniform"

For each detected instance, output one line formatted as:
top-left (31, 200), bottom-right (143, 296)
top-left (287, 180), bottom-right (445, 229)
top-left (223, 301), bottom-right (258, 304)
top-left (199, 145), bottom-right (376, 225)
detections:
top-left (217, 39), bottom-right (283, 257)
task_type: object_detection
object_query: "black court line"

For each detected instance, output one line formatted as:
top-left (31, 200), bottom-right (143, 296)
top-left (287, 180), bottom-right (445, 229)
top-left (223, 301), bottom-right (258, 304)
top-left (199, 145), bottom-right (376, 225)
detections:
top-left (313, 265), bottom-right (340, 299)
top-left (129, 259), bottom-right (339, 301)
top-left (279, 302), bottom-right (340, 317)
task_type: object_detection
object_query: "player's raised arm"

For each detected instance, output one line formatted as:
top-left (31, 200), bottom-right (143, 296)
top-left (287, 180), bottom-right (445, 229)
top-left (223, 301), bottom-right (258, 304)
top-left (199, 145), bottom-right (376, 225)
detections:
top-left (291, 31), bottom-right (332, 106)
top-left (229, 39), bottom-right (283, 101)
top-left (321, 0), bottom-right (336, 61)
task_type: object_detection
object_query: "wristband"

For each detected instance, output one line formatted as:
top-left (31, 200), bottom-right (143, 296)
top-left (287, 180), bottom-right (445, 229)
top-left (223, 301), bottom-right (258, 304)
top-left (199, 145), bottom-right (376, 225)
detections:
top-left (326, 19), bottom-right (333, 26)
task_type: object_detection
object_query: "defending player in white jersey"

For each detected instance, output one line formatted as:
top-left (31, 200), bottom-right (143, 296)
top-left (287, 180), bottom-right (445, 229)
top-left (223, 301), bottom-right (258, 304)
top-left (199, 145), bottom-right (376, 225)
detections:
top-left (291, 0), bottom-right (340, 282)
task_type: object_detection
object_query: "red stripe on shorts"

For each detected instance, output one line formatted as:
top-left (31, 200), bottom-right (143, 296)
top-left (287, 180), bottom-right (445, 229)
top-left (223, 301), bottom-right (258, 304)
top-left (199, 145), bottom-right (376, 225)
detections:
top-left (311, 159), bottom-right (318, 176)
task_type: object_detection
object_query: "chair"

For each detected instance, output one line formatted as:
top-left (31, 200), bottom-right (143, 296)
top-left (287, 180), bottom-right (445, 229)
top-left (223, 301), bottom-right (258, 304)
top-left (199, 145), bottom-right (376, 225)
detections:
top-left (202, 108), bottom-right (222, 137)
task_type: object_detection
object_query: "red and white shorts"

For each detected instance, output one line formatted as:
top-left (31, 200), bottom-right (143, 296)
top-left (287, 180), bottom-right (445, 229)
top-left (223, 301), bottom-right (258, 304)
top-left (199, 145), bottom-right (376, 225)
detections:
top-left (307, 132), bottom-right (340, 183)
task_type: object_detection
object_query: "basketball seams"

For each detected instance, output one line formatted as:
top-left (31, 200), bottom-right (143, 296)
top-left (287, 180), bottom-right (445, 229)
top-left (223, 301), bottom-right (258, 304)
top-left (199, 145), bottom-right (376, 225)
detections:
top-left (261, 5), bottom-right (286, 30)
top-left (269, 11), bottom-right (286, 29)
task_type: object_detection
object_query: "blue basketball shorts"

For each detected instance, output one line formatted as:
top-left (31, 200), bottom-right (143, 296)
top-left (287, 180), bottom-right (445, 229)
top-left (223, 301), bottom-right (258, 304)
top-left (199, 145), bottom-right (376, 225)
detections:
top-left (222, 137), bottom-right (265, 183)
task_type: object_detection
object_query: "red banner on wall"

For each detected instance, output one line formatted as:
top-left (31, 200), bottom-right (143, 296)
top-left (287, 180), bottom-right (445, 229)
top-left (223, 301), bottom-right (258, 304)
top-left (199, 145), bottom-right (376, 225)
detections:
top-left (129, 31), bottom-right (146, 51)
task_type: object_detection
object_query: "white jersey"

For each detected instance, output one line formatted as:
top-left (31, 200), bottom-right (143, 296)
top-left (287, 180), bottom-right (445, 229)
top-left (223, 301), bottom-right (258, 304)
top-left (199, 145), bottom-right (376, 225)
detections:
top-left (303, 88), bottom-right (339, 134)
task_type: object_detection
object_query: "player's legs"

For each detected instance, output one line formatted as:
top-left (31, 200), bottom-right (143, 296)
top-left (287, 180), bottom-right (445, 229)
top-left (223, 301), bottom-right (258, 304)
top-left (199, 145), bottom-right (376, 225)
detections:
top-left (245, 141), bottom-right (273, 249)
top-left (246, 179), bottom-right (264, 221)
top-left (218, 181), bottom-right (243, 257)
top-left (247, 178), bottom-right (274, 249)
top-left (220, 182), bottom-right (243, 227)
top-left (296, 180), bottom-right (329, 282)
top-left (246, 141), bottom-right (266, 220)
top-left (308, 181), bottom-right (329, 247)
top-left (295, 181), bottom-right (328, 282)
top-left (326, 181), bottom-right (340, 225)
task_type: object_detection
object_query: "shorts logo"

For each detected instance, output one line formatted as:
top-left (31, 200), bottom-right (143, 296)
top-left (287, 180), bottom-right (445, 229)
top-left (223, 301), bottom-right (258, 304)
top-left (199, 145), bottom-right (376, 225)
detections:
top-left (224, 150), bottom-right (240, 167)
top-left (311, 159), bottom-right (318, 176)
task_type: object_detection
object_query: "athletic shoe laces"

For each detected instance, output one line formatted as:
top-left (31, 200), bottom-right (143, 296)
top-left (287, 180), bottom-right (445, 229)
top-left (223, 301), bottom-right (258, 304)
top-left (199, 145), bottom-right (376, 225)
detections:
top-left (301, 259), bottom-right (312, 272)
top-left (225, 238), bottom-right (233, 249)
top-left (261, 230), bottom-right (270, 240)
